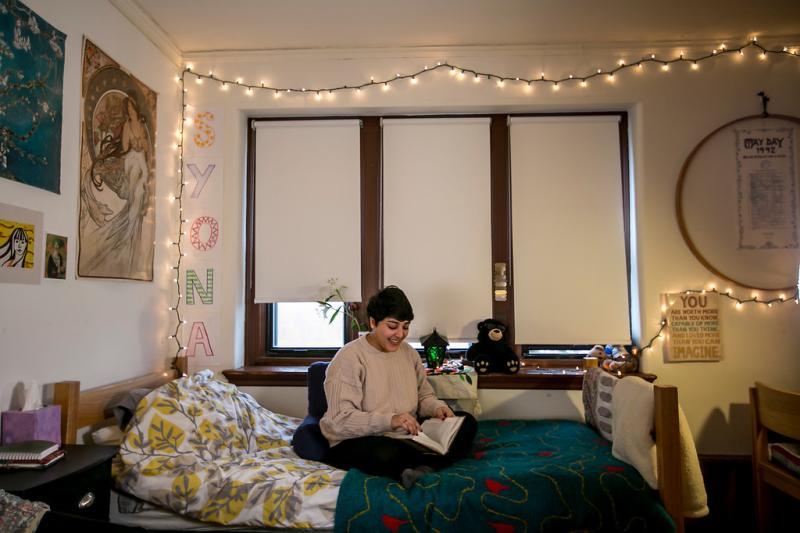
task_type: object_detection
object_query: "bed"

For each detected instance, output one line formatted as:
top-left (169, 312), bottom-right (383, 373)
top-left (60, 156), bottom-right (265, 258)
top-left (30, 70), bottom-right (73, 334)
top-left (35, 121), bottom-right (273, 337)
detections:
top-left (53, 363), bottom-right (688, 533)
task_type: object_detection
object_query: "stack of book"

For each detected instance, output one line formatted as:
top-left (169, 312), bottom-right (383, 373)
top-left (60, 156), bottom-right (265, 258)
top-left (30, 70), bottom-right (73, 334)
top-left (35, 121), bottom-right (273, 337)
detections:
top-left (0, 440), bottom-right (64, 469)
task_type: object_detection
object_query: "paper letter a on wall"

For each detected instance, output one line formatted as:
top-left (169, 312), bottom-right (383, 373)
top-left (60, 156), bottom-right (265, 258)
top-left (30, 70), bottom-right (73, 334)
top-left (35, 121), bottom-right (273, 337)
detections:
top-left (186, 163), bottom-right (216, 198)
top-left (186, 321), bottom-right (214, 357)
top-left (186, 269), bottom-right (214, 305)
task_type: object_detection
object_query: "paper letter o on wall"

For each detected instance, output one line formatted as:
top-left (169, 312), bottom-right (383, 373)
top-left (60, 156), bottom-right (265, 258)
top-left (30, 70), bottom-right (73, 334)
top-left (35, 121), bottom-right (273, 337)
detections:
top-left (676, 113), bottom-right (800, 290)
top-left (190, 216), bottom-right (219, 251)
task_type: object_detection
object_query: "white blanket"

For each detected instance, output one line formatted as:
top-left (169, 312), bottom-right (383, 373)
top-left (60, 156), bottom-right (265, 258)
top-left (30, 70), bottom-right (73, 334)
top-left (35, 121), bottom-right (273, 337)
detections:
top-left (611, 376), bottom-right (709, 518)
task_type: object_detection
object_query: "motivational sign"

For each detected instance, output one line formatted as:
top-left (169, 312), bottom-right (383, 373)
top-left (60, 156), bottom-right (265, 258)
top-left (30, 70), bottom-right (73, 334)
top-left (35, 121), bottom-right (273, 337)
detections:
top-left (661, 292), bottom-right (722, 362)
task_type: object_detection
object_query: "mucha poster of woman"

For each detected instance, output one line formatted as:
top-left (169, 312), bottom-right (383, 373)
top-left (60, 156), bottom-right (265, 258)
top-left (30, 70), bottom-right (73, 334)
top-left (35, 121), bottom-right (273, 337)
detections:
top-left (78, 38), bottom-right (157, 281)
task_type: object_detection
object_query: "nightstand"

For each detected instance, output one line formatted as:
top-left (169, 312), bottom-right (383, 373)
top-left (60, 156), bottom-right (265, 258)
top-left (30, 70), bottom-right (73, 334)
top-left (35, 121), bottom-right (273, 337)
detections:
top-left (0, 444), bottom-right (118, 521)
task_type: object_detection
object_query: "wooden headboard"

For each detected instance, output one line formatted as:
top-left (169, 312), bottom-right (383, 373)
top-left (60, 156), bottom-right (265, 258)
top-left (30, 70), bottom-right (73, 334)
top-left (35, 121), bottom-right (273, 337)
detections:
top-left (53, 358), bottom-right (186, 444)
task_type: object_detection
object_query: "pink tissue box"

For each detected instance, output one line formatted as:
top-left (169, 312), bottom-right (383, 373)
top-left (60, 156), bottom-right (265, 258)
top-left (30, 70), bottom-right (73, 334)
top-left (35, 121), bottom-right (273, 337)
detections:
top-left (1, 405), bottom-right (61, 445)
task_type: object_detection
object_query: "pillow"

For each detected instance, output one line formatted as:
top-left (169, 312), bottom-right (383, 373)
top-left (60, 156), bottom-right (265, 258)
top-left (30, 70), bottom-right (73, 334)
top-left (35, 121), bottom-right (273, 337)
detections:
top-left (91, 425), bottom-right (125, 445)
top-left (582, 367), bottom-right (617, 441)
top-left (112, 388), bottom-right (151, 429)
top-left (292, 361), bottom-right (331, 462)
top-left (769, 442), bottom-right (800, 477)
top-left (307, 361), bottom-right (329, 418)
top-left (292, 416), bottom-right (330, 462)
top-left (611, 376), bottom-right (658, 489)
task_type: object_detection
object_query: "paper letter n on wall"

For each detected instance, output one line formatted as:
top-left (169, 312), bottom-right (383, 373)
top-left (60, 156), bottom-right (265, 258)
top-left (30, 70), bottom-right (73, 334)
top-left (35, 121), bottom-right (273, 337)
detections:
top-left (186, 269), bottom-right (213, 305)
top-left (186, 321), bottom-right (214, 357)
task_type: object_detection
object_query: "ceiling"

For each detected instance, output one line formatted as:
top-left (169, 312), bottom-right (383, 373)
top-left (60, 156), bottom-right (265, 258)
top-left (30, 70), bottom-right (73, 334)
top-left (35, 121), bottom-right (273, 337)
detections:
top-left (128, 0), bottom-right (800, 55)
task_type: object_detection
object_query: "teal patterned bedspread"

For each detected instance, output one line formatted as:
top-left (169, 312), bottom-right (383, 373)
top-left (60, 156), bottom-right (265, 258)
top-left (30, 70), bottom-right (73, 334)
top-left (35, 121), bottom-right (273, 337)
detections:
top-left (335, 420), bottom-right (674, 533)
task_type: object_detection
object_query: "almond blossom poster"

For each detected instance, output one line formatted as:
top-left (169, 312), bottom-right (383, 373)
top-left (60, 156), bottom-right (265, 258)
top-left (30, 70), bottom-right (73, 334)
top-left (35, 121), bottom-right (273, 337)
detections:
top-left (0, 0), bottom-right (66, 193)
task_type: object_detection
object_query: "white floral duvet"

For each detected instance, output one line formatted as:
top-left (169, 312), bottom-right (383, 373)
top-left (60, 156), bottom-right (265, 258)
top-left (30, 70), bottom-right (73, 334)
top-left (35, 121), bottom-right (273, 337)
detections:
top-left (114, 370), bottom-right (342, 528)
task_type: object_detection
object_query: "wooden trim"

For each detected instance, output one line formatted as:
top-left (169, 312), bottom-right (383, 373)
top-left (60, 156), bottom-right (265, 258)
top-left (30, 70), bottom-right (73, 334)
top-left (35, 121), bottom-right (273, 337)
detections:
top-left (53, 381), bottom-right (79, 445)
top-left (244, 119), bottom-right (266, 364)
top-left (53, 371), bottom-right (176, 444)
top-left (654, 385), bottom-right (684, 533)
top-left (618, 113), bottom-right (633, 341)
top-left (490, 115), bottom-right (514, 341)
top-left (358, 117), bottom-right (382, 336)
top-left (223, 365), bottom-right (584, 390)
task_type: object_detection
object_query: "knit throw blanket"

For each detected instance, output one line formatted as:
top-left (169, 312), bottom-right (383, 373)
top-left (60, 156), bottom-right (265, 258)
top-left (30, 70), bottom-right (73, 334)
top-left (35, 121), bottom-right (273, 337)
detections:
top-left (335, 419), bottom-right (674, 533)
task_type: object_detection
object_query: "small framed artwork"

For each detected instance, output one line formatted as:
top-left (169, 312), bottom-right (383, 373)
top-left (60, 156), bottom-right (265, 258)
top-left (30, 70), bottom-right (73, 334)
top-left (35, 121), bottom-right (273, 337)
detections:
top-left (0, 202), bottom-right (43, 284)
top-left (45, 233), bottom-right (67, 279)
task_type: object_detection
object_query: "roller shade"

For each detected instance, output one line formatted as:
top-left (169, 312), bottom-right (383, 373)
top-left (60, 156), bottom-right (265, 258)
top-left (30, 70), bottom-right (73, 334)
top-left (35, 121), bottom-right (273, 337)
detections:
top-left (510, 115), bottom-right (631, 345)
top-left (383, 118), bottom-right (493, 341)
top-left (253, 120), bottom-right (361, 303)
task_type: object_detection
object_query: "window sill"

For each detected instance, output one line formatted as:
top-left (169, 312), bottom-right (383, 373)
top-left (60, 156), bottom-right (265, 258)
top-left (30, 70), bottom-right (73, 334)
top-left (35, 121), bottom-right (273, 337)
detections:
top-left (223, 366), bottom-right (585, 390)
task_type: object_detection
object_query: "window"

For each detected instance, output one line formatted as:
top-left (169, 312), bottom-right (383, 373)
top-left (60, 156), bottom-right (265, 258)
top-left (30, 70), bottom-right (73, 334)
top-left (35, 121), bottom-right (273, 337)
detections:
top-left (244, 113), bottom-right (630, 365)
top-left (270, 302), bottom-right (345, 349)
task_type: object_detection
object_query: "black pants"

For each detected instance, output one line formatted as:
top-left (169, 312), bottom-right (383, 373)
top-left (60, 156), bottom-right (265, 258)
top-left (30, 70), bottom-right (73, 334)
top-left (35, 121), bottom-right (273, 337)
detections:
top-left (326, 411), bottom-right (477, 481)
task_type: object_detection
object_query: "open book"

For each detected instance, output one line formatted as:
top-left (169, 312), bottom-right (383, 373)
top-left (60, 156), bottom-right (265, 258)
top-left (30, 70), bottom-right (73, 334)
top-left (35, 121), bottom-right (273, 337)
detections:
top-left (397, 416), bottom-right (465, 455)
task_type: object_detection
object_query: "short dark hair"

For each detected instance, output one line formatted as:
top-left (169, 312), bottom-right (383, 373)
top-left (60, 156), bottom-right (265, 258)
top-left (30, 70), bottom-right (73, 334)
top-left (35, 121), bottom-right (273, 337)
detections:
top-left (366, 285), bottom-right (414, 323)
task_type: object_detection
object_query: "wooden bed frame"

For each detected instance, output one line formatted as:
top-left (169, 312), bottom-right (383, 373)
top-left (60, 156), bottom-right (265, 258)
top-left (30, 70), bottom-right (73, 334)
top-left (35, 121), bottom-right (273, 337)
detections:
top-left (52, 367), bottom-right (684, 533)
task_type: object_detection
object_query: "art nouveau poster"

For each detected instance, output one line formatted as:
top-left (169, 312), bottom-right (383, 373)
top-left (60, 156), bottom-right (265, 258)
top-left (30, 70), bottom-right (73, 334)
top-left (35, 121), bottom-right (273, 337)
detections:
top-left (661, 292), bottom-right (722, 362)
top-left (78, 38), bottom-right (157, 280)
top-left (0, 202), bottom-right (43, 284)
top-left (736, 127), bottom-right (798, 250)
top-left (0, 0), bottom-right (66, 194)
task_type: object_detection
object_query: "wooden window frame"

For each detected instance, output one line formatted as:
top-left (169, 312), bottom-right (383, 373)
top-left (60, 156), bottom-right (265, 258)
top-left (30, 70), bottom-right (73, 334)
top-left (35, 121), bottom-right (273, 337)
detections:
top-left (241, 112), bottom-right (631, 377)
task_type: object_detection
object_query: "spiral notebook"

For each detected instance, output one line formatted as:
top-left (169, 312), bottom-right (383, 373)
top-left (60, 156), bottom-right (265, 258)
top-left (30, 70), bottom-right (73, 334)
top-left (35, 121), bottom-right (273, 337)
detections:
top-left (0, 440), bottom-right (59, 461)
top-left (0, 449), bottom-right (65, 469)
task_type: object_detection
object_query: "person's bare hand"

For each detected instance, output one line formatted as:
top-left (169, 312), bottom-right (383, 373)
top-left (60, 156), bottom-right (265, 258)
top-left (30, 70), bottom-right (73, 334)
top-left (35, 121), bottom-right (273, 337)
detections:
top-left (391, 412), bottom-right (422, 435)
top-left (435, 405), bottom-right (455, 420)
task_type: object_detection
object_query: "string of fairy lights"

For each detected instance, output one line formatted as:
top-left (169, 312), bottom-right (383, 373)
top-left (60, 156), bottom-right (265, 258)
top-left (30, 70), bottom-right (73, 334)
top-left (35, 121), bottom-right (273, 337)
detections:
top-left (634, 284), bottom-right (800, 357)
top-left (182, 38), bottom-right (798, 99)
top-left (165, 36), bottom-right (800, 368)
top-left (166, 72), bottom-right (188, 367)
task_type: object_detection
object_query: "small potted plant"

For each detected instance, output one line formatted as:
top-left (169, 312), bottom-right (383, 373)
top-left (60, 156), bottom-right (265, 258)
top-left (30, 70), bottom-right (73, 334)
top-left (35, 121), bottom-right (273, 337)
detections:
top-left (317, 278), bottom-right (367, 335)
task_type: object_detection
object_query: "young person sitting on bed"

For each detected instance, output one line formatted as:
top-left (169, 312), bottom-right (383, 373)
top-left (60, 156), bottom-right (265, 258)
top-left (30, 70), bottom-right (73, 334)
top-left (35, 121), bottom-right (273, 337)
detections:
top-left (321, 285), bottom-right (477, 488)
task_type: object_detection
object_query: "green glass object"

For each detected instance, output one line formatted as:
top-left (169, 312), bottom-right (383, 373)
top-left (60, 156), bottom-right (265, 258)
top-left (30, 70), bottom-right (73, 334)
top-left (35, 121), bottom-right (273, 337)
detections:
top-left (426, 345), bottom-right (445, 368)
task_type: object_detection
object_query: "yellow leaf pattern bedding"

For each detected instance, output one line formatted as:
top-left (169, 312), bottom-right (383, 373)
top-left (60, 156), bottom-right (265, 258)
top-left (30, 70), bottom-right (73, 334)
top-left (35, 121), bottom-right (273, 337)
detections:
top-left (114, 370), bottom-right (343, 528)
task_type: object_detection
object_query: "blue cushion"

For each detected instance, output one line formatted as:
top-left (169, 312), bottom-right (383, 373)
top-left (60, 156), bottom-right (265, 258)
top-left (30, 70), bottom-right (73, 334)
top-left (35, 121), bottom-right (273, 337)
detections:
top-left (307, 361), bottom-right (329, 418)
top-left (292, 361), bottom-right (331, 462)
top-left (292, 415), bottom-right (330, 462)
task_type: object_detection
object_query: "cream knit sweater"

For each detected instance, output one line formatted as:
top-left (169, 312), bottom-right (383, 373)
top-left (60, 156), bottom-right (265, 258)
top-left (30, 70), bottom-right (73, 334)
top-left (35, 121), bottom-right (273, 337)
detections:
top-left (320, 335), bottom-right (446, 447)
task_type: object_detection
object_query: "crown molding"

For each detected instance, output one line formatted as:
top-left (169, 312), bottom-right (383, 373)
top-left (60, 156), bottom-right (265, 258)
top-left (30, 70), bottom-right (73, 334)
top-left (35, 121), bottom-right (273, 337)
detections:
top-left (182, 34), bottom-right (800, 63)
top-left (109, 0), bottom-right (182, 67)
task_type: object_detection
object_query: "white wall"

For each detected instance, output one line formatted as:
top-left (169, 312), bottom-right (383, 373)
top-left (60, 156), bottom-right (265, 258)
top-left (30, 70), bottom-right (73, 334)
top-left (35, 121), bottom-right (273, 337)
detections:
top-left (0, 0), bottom-right (179, 413)
top-left (185, 42), bottom-right (800, 455)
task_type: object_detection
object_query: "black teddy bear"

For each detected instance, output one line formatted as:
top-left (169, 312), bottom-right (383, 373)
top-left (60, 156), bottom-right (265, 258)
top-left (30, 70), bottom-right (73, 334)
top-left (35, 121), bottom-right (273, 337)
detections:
top-left (466, 319), bottom-right (520, 374)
